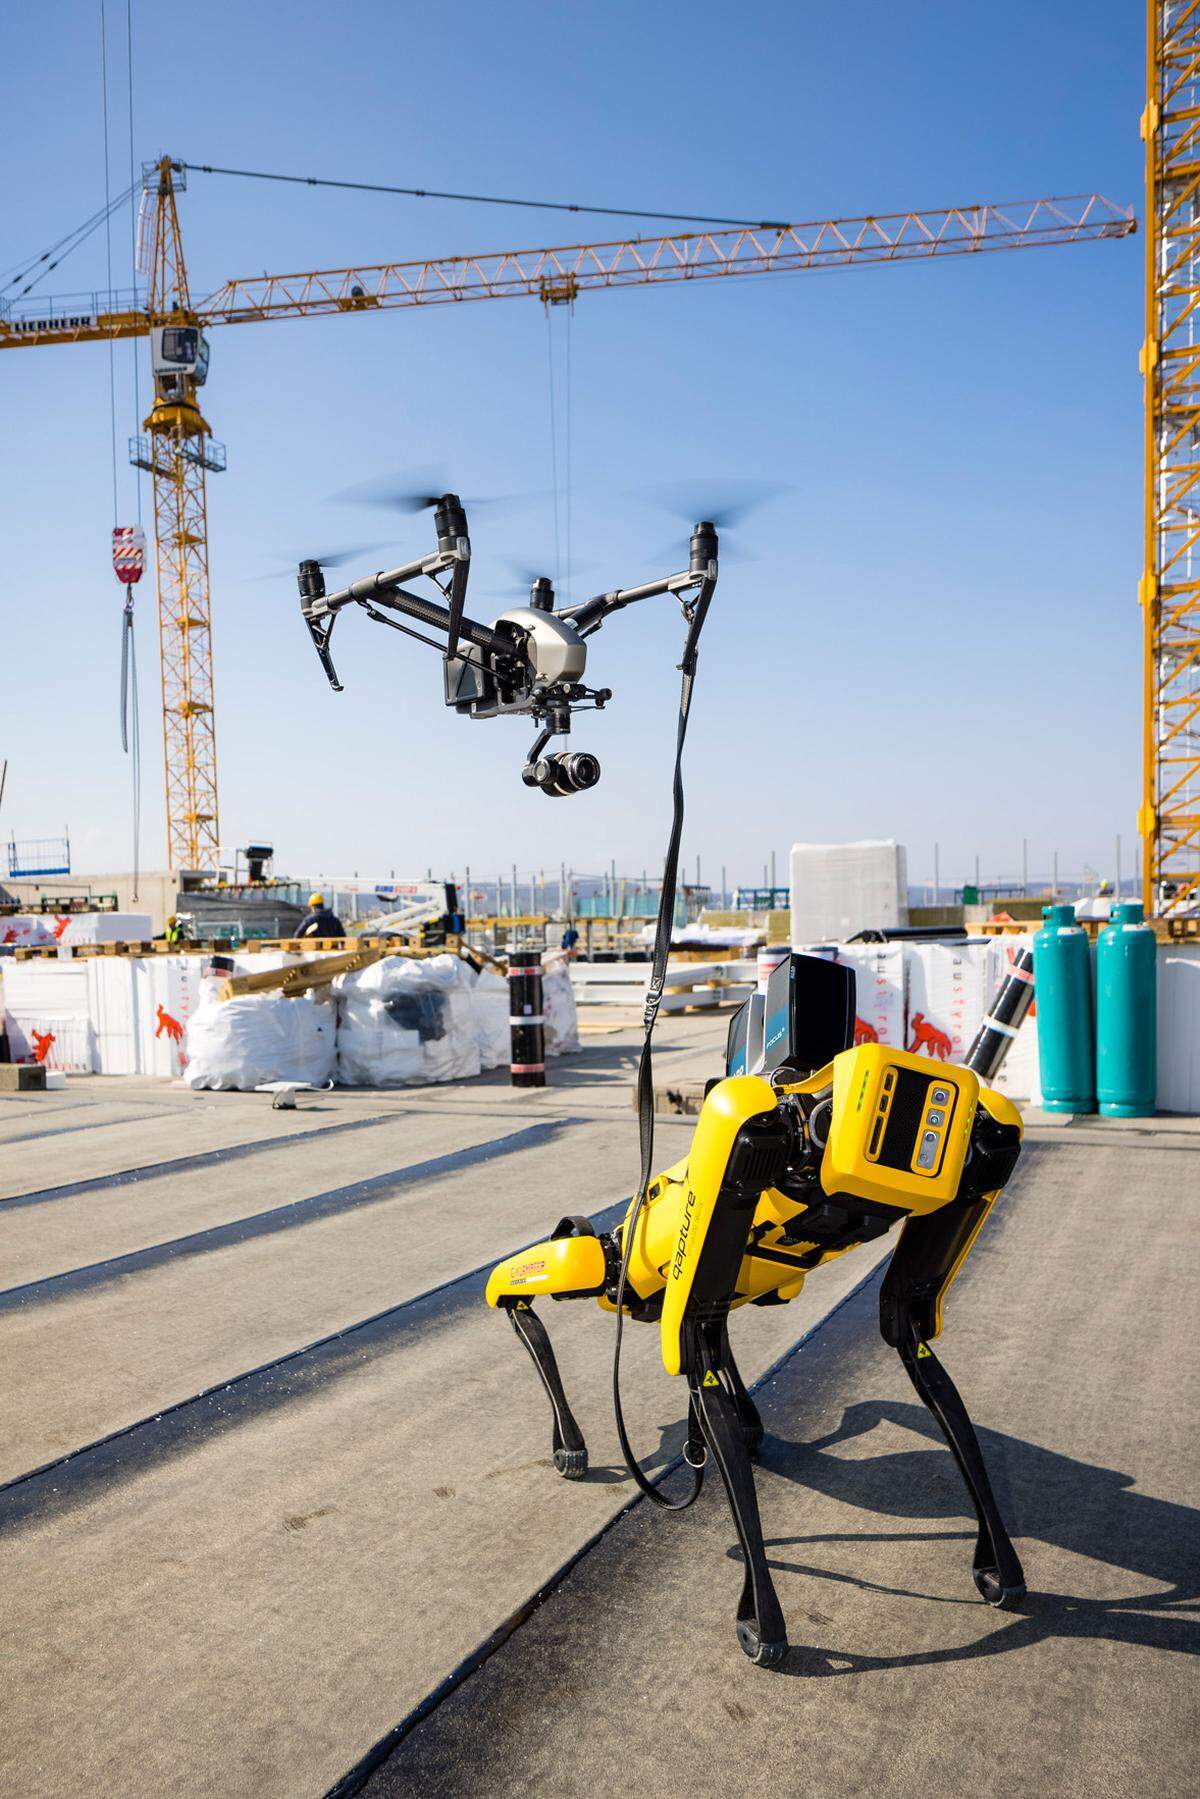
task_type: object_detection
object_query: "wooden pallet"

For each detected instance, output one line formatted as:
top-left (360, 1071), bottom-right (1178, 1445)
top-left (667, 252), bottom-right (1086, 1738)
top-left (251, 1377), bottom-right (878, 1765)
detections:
top-left (8, 938), bottom-right (239, 960)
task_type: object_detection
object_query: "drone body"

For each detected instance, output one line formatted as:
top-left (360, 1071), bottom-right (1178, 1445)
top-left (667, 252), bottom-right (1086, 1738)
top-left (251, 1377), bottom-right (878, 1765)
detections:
top-left (298, 494), bottom-right (715, 793)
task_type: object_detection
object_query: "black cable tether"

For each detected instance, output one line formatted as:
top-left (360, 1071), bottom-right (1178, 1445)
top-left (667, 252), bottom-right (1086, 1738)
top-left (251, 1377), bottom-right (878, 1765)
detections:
top-left (610, 580), bottom-right (714, 1509)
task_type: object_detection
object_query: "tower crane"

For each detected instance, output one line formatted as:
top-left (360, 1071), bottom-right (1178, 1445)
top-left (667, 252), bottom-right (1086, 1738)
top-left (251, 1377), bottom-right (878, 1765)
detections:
top-left (0, 160), bottom-right (1133, 873)
top-left (1143, 1), bottom-right (1200, 918)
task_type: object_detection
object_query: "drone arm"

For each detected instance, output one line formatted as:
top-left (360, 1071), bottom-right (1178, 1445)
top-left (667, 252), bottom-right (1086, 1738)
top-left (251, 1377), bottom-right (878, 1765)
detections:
top-left (303, 560), bottom-right (507, 661)
top-left (362, 584), bottom-right (509, 658)
top-left (563, 568), bottom-right (696, 635)
top-left (563, 520), bottom-right (719, 636)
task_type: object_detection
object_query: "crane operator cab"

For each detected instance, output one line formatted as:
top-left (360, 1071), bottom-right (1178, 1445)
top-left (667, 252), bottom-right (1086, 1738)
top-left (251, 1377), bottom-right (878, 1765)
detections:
top-left (150, 324), bottom-right (210, 400)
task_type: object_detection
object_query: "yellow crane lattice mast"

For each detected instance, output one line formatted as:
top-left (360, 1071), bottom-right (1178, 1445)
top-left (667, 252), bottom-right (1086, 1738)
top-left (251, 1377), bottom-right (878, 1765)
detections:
top-left (0, 176), bottom-right (1133, 877)
top-left (131, 157), bottom-right (226, 871)
top-left (1142, 2), bottom-right (1200, 917)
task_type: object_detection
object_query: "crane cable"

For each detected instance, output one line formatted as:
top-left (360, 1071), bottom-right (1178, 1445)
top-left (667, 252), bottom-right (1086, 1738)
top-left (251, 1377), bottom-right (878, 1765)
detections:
top-left (124, 0), bottom-right (142, 901)
top-left (99, 0), bottom-right (142, 898)
top-left (543, 303), bottom-right (575, 598)
top-left (565, 303), bottom-right (573, 602)
top-left (0, 178), bottom-right (138, 299)
top-left (178, 161), bottom-right (789, 232)
top-left (545, 310), bottom-right (561, 592)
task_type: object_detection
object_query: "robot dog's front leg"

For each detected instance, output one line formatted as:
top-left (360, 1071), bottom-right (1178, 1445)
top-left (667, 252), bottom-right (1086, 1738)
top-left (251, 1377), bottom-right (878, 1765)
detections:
top-left (486, 1217), bottom-right (609, 1482)
top-left (501, 1301), bottom-right (589, 1479)
top-left (716, 1327), bottom-right (765, 1457)
top-left (880, 1193), bottom-right (1026, 1607)
top-left (660, 1078), bottom-right (795, 1665)
top-left (687, 1319), bottom-right (785, 1664)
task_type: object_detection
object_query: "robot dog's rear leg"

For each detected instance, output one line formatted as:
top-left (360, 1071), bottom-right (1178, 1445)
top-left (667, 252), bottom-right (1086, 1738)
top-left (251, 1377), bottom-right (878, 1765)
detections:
top-left (881, 1206), bottom-right (1024, 1606)
top-left (896, 1322), bottom-right (1025, 1606)
top-left (690, 1321), bottom-right (787, 1667)
top-left (502, 1301), bottom-right (588, 1480)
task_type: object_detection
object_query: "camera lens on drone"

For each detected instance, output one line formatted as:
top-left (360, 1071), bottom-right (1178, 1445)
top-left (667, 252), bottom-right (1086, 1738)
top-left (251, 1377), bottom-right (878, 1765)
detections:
top-left (540, 751), bottom-right (601, 796)
top-left (562, 752), bottom-right (600, 790)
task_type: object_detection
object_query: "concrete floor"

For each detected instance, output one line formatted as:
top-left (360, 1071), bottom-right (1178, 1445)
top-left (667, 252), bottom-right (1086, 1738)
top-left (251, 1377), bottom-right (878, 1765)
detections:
top-left (1, 1022), bottom-right (1195, 1798)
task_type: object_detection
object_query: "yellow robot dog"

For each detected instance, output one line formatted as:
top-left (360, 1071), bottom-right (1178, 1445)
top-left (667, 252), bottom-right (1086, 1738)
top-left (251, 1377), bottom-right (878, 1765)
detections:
top-left (487, 949), bottom-right (1032, 1668)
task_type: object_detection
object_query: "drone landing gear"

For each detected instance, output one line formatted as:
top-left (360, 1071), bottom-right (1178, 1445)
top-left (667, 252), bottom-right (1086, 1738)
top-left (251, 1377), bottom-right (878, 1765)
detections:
top-left (687, 1320), bottom-right (787, 1667)
top-left (880, 1207), bottom-right (1026, 1607)
top-left (501, 1301), bottom-right (589, 1479)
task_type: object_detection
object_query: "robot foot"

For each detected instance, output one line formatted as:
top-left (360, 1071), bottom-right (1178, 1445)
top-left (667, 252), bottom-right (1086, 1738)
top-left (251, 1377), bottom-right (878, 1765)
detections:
top-left (973, 1565), bottom-right (1026, 1608)
top-left (553, 1446), bottom-right (589, 1480)
top-left (736, 1621), bottom-right (789, 1668)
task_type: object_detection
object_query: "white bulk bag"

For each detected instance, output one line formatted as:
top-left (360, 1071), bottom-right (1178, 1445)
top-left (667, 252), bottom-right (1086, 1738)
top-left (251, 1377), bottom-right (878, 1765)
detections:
top-left (542, 955), bottom-right (580, 1055)
top-left (471, 966), bottom-right (512, 1069)
top-left (335, 953), bottom-right (481, 1086)
top-left (184, 993), bottom-right (335, 1091)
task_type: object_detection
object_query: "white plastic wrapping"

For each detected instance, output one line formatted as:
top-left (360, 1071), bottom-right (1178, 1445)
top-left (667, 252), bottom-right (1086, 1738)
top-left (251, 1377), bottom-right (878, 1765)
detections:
top-left (903, 941), bottom-right (992, 1065)
top-left (542, 955), bottom-right (580, 1055)
top-left (984, 934), bottom-right (1041, 1105)
top-left (184, 993), bottom-right (335, 1091)
top-left (335, 953), bottom-right (481, 1086)
top-left (471, 967), bottom-right (511, 1069)
top-left (0, 960), bottom-right (95, 1071)
top-left (86, 954), bottom-right (205, 1077)
top-left (59, 912), bottom-right (152, 946)
top-left (790, 840), bottom-right (909, 944)
top-left (1157, 944), bottom-right (1200, 1114)
top-left (0, 914), bottom-right (63, 948)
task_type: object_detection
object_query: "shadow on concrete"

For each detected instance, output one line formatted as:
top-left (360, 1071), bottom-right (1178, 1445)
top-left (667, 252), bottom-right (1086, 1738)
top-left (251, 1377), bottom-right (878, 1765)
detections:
top-left (745, 1397), bottom-right (1200, 1674)
top-left (579, 1416), bottom-right (692, 1486)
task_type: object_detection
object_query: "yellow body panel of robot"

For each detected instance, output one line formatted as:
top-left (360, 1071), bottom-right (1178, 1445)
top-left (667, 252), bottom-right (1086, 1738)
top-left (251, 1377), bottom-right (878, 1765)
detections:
top-left (656, 1076), bottom-right (780, 1375)
top-left (485, 1234), bottom-right (607, 1306)
top-left (822, 1043), bottom-right (979, 1214)
top-left (925, 1083), bottom-right (1022, 1337)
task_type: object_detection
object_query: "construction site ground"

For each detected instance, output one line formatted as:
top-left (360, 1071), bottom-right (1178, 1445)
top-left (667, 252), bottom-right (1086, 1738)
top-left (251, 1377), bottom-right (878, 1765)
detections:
top-left (1, 1014), bottom-right (1195, 1798)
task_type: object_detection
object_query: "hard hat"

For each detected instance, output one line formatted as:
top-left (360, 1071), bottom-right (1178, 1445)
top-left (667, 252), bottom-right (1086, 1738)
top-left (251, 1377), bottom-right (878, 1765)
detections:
top-left (167, 915), bottom-right (177, 925)
top-left (309, 892), bottom-right (325, 908)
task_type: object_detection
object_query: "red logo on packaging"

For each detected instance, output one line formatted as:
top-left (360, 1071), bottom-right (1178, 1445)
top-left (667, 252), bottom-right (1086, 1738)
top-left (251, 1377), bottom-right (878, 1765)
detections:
top-left (909, 1012), bottom-right (952, 1060)
top-left (155, 1005), bottom-right (184, 1043)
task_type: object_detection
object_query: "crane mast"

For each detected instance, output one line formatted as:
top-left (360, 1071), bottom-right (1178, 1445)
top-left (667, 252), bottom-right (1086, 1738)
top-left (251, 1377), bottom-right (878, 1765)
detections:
top-left (1143, 2), bottom-right (1200, 917)
top-left (130, 156), bottom-right (224, 872)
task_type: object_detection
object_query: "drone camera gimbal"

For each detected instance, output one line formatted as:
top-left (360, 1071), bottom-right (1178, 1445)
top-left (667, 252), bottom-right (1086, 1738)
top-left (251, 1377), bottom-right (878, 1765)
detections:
top-left (298, 495), bottom-right (719, 792)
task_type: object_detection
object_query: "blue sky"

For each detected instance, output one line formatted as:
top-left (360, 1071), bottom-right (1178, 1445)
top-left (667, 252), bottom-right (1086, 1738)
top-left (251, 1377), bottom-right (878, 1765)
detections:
top-left (1, 0), bottom-right (1142, 891)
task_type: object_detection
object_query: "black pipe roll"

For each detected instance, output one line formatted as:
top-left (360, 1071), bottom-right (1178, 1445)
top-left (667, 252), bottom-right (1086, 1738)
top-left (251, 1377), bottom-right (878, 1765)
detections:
top-left (508, 952), bottom-right (546, 1088)
top-left (964, 945), bottom-right (1035, 1081)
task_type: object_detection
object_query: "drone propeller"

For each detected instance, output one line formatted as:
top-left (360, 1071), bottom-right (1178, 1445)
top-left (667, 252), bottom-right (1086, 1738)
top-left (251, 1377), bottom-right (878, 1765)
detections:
top-left (631, 481), bottom-right (791, 569)
top-left (633, 478), bottom-right (792, 533)
top-left (245, 544), bottom-right (389, 583)
top-left (501, 558), bottom-right (555, 588)
top-left (332, 470), bottom-right (514, 514)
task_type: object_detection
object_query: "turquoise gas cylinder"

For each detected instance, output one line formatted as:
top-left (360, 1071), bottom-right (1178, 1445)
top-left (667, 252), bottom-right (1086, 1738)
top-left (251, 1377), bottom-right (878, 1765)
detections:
top-left (1096, 901), bottom-right (1157, 1117)
top-left (1033, 903), bottom-right (1095, 1113)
